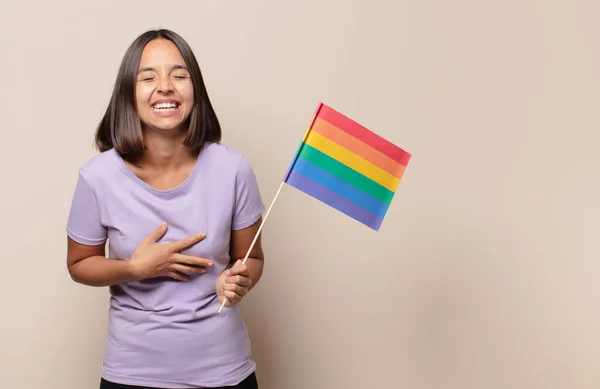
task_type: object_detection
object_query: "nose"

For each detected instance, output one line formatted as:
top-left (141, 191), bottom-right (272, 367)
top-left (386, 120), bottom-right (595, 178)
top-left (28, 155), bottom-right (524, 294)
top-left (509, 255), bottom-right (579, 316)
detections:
top-left (156, 74), bottom-right (174, 93)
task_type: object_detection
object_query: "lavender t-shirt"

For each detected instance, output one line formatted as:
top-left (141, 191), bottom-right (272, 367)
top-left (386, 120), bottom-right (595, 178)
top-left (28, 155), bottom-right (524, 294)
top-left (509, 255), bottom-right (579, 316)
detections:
top-left (66, 142), bottom-right (265, 388)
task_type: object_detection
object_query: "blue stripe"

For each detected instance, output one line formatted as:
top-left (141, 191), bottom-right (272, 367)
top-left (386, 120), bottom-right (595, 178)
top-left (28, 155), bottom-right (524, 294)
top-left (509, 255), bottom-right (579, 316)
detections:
top-left (286, 171), bottom-right (383, 230)
top-left (292, 157), bottom-right (389, 218)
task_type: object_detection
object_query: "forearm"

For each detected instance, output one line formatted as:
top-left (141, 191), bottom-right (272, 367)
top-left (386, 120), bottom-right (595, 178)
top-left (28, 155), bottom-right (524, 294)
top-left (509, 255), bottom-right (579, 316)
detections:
top-left (69, 256), bottom-right (139, 287)
top-left (245, 257), bottom-right (264, 291)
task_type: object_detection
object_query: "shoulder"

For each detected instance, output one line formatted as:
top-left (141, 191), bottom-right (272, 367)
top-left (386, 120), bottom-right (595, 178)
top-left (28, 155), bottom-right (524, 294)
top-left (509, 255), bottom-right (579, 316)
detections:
top-left (76, 148), bottom-right (121, 188)
top-left (201, 142), bottom-right (256, 176)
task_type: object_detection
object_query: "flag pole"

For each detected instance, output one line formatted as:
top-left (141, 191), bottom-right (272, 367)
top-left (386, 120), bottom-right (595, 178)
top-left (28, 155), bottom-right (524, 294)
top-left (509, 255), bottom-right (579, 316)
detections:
top-left (218, 180), bottom-right (285, 313)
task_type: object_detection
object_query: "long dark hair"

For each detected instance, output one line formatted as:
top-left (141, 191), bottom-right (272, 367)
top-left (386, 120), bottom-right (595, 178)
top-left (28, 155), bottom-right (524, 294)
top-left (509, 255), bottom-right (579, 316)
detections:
top-left (95, 29), bottom-right (221, 161)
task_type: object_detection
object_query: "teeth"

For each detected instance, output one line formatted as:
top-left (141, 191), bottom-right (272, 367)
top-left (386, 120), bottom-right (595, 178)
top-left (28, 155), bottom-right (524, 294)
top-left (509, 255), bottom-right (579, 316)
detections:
top-left (153, 103), bottom-right (178, 110)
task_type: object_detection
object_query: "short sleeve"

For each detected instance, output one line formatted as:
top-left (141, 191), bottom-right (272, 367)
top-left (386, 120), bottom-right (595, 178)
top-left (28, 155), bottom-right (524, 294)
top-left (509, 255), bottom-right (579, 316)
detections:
top-left (66, 172), bottom-right (107, 246)
top-left (232, 156), bottom-right (265, 230)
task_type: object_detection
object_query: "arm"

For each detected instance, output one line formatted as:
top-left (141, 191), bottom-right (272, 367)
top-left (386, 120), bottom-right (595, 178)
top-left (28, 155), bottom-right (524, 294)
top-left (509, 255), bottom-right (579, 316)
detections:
top-left (218, 153), bottom-right (266, 306)
top-left (66, 172), bottom-right (133, 287)
top-left (67, 238), bottom-right (138, 287)
top-left (229, 217), bottom-right (265, 291)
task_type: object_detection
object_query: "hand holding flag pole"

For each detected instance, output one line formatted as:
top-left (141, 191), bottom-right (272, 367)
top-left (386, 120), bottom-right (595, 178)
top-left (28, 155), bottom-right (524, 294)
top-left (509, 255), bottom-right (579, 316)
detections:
top-left (218, 102), bottom-right (411, 312)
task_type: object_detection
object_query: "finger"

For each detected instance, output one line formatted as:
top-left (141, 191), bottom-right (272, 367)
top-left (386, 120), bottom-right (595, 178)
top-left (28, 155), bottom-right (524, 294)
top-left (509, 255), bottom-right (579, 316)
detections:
top-left (227, 261), bottom-right (249, 276)
top-left (172, 254), bottom-right (213, 268)
top-left (170, 232), bottom-right (206, 252)
top-left (225, 274), bottom-right (252, 287)
top-left (146, 222), bottom-right (168, 243)
top-left (170, 263), bottom-right (207, 275)
top-left (224, 290), bottom-right (242, 304)
top-left (224, 282), bottom-right (249, 296)
top-left (167, 271), bottom-right (190, 281)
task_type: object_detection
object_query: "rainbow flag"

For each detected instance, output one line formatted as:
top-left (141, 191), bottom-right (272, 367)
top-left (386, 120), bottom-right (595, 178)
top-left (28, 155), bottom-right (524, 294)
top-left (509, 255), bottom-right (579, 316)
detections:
top-left (283, 102), bottom-right (411, 231)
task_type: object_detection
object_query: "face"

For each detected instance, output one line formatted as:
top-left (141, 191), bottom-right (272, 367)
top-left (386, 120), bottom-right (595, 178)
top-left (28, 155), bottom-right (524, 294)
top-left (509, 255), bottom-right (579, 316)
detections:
top-left (135, 39), bottom-right (194, 133)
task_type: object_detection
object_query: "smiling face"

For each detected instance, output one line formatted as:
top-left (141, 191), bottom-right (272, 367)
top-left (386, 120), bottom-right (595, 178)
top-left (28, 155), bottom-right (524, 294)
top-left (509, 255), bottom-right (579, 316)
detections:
top-left (135, 39), bottom-right (194, 133)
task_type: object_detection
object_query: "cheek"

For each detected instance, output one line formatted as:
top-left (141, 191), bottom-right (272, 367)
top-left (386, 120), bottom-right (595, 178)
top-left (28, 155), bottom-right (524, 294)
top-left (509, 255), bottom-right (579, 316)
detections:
top-left (179, 84), bottom-right (194, 105)
top-left (135, 85), bottom-right (152, 109)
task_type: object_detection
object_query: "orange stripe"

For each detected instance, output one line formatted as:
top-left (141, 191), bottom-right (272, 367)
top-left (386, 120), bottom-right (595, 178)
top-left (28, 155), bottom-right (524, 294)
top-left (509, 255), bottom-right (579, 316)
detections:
top-left (316, 104), bottom-right (411, 166)
top-left (310, 117), bottom-right (406, 179)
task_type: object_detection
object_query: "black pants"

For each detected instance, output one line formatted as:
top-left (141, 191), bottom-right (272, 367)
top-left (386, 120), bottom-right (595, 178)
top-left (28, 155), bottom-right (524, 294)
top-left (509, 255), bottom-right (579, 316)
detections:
top-left (100, 372), bottom-right (258, 389)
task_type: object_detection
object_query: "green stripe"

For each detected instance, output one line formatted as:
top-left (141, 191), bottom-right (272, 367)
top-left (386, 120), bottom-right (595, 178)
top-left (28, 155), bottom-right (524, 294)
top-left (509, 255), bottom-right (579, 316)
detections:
top-left (298, 143), bottom-right (395, 205)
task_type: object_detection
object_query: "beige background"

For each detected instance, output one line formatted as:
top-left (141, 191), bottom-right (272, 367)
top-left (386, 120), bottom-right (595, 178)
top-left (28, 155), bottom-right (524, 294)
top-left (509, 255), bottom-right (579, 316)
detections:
top-left (1, 0), bottom-right (599, 388)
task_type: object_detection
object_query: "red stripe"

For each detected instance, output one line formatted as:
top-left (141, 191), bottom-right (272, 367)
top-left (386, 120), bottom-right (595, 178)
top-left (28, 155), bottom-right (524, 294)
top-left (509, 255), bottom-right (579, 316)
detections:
top-left (316, 104), bottom-right (412, 166)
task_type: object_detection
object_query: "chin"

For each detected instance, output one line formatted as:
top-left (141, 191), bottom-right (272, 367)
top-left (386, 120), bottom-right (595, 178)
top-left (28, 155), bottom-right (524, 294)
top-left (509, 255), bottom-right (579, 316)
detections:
top-left (142, 115), bottom-right (187, 131)
top-left (139, 120), bottom-right (183, 133)
top-left (156, 123), bottom-right (187, 132)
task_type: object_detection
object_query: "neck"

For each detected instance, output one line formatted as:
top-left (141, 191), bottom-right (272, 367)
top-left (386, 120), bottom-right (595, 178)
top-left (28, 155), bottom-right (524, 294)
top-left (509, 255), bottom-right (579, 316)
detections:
top-left (139, 128), bottom-right (194, 170)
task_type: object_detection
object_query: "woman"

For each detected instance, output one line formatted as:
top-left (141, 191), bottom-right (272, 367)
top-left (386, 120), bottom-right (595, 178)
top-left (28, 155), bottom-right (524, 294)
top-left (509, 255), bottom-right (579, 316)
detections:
top-left (66, 29), bottom-right (265, 389)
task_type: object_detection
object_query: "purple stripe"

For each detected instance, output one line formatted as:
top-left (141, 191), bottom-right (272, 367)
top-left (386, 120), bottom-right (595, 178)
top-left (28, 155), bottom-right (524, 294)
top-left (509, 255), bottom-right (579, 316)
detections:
top-left (286, 170), bottom-right (383, 230)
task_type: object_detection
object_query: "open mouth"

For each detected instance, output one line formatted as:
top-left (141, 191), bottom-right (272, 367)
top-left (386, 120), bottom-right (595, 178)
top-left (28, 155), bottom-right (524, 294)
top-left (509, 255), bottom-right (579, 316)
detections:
top-left (152, 102), bottom-right (180, 112)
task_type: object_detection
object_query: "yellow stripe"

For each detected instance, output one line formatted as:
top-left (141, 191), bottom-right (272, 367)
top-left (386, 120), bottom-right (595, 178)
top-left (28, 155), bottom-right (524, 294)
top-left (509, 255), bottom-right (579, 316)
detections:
top-left (304, 130), bottom-right (401, 191)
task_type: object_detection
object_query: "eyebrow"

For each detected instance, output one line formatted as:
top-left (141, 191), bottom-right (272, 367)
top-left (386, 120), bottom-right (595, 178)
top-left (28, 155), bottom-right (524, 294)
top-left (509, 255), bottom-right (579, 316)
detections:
top-left (138, 64), bottom-right (189, 73)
